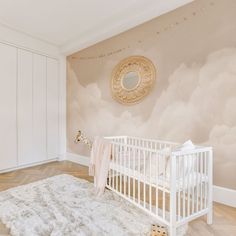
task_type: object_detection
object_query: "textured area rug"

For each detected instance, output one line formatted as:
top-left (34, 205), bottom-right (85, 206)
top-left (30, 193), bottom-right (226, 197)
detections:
top-left (0, 175), bottom-right (187, 236)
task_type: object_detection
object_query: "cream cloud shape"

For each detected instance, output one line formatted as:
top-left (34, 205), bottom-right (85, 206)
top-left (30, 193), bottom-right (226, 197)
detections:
top-left (68, 47), bottom-right (236, 188)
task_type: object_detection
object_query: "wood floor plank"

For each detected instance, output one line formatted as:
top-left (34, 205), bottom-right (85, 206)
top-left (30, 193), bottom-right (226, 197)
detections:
top-left (0, 161), bottom-right (235, 236)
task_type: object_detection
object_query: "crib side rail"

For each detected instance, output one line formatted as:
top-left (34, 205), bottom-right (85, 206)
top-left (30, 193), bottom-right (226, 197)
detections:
top-left (126, 136), bottom-right (179, 151)
top-left (105, 135), bottom-right (179, 151)
top-left (171, 147), bottom-right (213, 226)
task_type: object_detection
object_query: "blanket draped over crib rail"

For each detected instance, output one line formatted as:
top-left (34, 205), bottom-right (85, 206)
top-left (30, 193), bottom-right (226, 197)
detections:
top-left (89, 136), bottom-right (112, 196)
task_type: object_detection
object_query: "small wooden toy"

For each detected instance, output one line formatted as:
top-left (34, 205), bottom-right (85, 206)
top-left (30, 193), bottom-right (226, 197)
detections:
top-left (151, 224), bottom-right (168, 236)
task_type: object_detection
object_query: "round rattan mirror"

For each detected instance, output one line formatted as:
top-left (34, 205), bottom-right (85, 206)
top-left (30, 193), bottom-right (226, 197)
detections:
top-left (111, 56), bottom-right (156, 105)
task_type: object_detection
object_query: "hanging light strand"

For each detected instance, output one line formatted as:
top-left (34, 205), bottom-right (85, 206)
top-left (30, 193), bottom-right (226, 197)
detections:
top-left (71, 1), bottom-right (215, 61)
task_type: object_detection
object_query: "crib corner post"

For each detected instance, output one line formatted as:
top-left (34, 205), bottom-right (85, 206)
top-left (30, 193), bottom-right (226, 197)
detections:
top-left (170, 154), bottom-right (177, 236)
top-left (207, 148), bottom-right (213, 225)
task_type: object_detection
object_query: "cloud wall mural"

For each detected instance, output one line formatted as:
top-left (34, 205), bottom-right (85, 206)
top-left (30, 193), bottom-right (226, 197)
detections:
top-left (67, 0), bottom-right (236, 190)
top-left (67, 48), bottom-right (236, 189)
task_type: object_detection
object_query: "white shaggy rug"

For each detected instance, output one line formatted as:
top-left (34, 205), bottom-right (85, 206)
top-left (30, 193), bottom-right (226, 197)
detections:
top-left (0, 174), bottom-right (187, 236)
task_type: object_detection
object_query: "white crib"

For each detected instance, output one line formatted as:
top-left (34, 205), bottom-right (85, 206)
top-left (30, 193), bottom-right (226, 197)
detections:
top-left (105, 136), bottom-right (213, 236)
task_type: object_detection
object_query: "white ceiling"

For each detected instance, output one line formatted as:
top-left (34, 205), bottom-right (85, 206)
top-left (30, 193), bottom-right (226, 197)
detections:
top-left (0, 0), bottom-right (192, 55)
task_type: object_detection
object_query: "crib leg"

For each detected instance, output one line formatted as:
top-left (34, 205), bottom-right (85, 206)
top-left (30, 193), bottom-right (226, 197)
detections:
top-left (169, 226), bottom-right (177, 236)
top-left (207, 208), bottom-right (213, 225)
top-left (207, 149), bottom-right (213, 225)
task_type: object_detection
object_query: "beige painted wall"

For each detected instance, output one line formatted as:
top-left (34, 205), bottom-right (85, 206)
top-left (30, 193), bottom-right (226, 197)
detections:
top-left (67, 0), bottom-right (236, 190)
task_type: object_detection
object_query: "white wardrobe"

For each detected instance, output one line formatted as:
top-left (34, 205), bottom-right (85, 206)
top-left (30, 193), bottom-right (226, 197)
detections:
top-left (0, 42), bottom-right (60, 171)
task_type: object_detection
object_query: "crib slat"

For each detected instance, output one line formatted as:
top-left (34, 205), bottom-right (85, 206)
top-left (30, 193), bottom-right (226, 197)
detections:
top-left (128, 146), bottom-right (131, 199)
top-left (138, 146), bottom-right (141, 205)
top-left (200, 152), bottom-right (203, 210)
top-left (183, 155), bottom-right (186, 219)
top-left (111, 144), bottom-right (114, 189)
top-left (149, 151), bottom-right (152, 212)
top-left (163, 153), bottom-right (166, 220)
top-left (191, 154), bottom-right (195, 215)
top-left (116, 144), bottom-right (118, 192)
top-left (207, 149), bottom-right (213, 225)
top-left (144, 150), bottom-right (146, 209)
top-left (133, 139), bottom-right (136, 202)
top-left (187, 155), bottom-right (190, 217)
top-left (155, 147), bottom-right (159, 216)
top-left (124, 144), bottom-right (126, 196)
top-left (196, 152), bottom-right (199, 212)
top-left (108, 156), bottom-right (111, 187)
top-left (204, 152), bottom-right (207, 209)
top-left (119, 145), bottom-right (122, 194)
top-left (202, 152), bottom-right (205, 210)
top-left (178, 155), bottom-right (181, 221)
top-left (203, 152), bottom-right (205, 209)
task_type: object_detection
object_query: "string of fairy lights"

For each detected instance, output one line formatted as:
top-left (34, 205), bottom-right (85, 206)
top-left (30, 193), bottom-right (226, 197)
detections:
top-left (71, 1), bottom-right (216, 61)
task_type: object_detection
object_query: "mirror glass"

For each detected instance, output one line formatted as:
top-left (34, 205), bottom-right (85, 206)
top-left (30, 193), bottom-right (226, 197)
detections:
top-left (122, 72), bottom-right (140, 90)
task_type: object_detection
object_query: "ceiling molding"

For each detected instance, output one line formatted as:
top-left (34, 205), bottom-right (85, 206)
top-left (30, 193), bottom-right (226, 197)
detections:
top-left (0, 0), bottom-right (193, 56)
top-left (60, 0), bottom-right (193, 55)
top-left (0, 23), bottom-right (59, 57)
top-left (0, 21), bottom-right (57, 47)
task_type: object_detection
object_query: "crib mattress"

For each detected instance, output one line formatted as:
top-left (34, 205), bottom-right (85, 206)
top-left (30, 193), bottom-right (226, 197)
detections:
top-left (109, 162), bottom-right (208, 191)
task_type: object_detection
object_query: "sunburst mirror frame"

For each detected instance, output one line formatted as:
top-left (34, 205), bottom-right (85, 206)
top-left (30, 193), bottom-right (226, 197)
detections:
top-left (111, 56), bottom-right (156, 105)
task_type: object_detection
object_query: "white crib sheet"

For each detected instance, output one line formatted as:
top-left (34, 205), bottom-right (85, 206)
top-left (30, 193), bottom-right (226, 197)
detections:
top-left (113, 149), bottom-right (170, 176)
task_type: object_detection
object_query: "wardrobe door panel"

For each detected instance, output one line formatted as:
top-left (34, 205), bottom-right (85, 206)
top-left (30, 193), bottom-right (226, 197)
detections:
top-left (18, 49), bottom-right (33, 166)
top-left (47, 58), bottom-right (59, 159)
top-left (33, 54), bottom-right (47, 162)
top-left (0, 43), bottom-right (17, 170)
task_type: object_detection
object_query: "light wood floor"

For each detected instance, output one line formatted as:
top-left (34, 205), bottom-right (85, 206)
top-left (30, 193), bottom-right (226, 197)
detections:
top-left (0, 161), bottom-right (235, 236)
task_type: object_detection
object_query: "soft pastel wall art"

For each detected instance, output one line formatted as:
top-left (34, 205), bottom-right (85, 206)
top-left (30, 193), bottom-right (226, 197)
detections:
top-left (67, 0), bottom-right (236, 190)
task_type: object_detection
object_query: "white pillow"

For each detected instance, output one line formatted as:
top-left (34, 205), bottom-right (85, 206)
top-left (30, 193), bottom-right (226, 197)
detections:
top-left (166, 140), bottom-right (196, 179)
top-left (175, 140), bottom-right (195, 151)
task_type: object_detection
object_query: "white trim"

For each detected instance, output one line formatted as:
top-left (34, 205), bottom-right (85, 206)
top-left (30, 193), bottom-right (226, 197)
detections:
top-left (66, 152), bottom-right (89, 167)
top-left (213, 185), bottom-right (236, 208)
top-left (0, 40), bottom-right (58, 60)
top-left (0, 24), bottom-right (59, 58)
top-left (60, 0), bottom-right (193, 55)
top-left (0, 158), bottom-right (58, 174)
top-left (58, 56), bottom-right (67, 161)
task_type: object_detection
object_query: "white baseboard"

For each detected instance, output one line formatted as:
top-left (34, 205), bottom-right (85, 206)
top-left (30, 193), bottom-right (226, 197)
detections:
top-left (66, 152), bottom-right (89, 167)
top-left (66, 152), bottom-right (236, 208)
top-left (0, 158), bottom-right (59, 174)
top-left (213, 185), bottom-right (236, 208)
